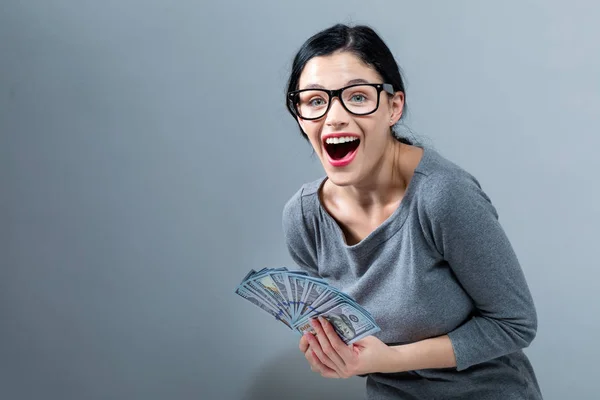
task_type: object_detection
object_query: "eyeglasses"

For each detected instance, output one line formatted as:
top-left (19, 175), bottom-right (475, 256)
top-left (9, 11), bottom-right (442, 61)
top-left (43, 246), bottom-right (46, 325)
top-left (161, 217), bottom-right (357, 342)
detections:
top-left (287, 83), bottom-right (395, 120)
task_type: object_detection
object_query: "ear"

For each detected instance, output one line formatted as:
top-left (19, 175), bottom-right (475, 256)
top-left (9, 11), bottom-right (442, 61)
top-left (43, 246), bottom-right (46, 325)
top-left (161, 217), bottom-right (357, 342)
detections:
top-left (389, 91), bottom-right (405, 125)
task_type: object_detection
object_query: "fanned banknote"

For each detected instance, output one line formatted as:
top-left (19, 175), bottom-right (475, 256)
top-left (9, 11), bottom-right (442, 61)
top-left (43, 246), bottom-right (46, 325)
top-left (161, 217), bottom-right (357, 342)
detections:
top-left (234, 267), bottom-right (380, 344)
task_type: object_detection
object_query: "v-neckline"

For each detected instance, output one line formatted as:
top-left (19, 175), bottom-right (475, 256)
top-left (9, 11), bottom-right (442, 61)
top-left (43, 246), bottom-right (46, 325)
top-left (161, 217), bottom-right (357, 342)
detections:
top-left (315, 146), bottom-right (429, 252)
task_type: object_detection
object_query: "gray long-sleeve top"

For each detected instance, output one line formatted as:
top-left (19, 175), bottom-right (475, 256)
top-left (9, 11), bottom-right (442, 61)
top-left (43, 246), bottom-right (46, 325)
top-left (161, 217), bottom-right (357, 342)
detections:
top-left (282, 146), bottom-right (543, 399)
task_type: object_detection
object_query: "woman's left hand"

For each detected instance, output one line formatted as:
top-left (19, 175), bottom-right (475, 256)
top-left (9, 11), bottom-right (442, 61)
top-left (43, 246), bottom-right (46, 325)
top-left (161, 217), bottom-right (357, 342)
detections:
top-left (299, 316), bottom-right (394, 379)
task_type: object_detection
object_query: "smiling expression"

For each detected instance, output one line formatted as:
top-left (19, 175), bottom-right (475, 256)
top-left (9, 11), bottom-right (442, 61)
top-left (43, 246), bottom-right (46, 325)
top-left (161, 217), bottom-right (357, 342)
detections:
top-left (296, 51), bottom-right (404, 186)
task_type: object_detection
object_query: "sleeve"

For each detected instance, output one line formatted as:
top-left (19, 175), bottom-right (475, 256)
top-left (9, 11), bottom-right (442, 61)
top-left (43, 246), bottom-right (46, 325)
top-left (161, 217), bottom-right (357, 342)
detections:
top-left (281, 188), bottom-right (321, 278)
top-left (423, 172), bottom-right (538, 371)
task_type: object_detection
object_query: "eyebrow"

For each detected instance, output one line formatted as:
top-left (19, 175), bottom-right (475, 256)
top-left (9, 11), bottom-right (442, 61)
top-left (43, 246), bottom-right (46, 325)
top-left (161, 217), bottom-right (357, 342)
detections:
top-left (302, 78), bottom-right (370, 90)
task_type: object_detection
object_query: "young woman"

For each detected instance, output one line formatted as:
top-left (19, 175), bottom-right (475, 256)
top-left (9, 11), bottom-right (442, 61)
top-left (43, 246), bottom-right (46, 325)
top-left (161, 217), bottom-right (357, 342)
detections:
top-left (282, 24), bottom-right (543, 399)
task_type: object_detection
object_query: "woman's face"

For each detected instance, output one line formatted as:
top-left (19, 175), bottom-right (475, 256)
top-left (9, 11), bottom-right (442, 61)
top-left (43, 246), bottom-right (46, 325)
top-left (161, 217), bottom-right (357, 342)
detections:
top-left (296, 51), bottom-right (404, 187)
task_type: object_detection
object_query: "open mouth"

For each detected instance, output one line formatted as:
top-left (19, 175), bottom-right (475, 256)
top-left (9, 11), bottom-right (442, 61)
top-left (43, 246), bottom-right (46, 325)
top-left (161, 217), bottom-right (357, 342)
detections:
top-left (324, 136), bottom-right (360, 161)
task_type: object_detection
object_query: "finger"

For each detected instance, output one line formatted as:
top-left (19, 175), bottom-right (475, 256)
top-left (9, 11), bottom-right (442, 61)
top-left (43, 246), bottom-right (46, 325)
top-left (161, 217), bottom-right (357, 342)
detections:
top-left (299, 333), bottom-right (310, 353)
top-left (318, 316), bottom-right (353, 361)
top-left (305, 327), bottom-right (340, 372)
top-left (305, 347), bottom-right (342, 379)
top-left (308, 349), bottom-right (340, 379)
top-left (310, 318), bottom-right (346, 370)
top-left (305, 347), bottom-right (323, 373)
top-left (305, 347), bottom-right (317, 371)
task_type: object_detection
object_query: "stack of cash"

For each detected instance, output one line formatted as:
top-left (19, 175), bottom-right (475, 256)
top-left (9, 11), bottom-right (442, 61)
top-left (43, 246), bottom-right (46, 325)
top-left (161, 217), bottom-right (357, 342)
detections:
top-left (235, 267), bottom-right (380, 345)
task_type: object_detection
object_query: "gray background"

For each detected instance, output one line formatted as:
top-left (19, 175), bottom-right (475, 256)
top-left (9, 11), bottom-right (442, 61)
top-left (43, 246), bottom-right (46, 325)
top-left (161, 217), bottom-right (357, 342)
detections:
top-left (1, 1), bottom-right (598, 399)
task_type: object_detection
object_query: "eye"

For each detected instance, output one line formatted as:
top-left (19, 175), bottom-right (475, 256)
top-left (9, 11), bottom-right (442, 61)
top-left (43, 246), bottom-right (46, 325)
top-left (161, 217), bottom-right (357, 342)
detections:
top-left (350, 94), bottom-right (366, 102)
top-left (309, 97), bottom-right (326, 107)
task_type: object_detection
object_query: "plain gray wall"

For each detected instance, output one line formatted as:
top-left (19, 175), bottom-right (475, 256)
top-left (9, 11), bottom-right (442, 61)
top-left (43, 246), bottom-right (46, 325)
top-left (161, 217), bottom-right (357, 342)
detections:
top-left (1, 1), bottom-right (598, 399)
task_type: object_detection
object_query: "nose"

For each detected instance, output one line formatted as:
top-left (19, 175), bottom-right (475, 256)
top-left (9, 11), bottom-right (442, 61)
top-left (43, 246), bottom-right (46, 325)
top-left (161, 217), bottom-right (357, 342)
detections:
top-left (324, 97), bottom-right (349, 128)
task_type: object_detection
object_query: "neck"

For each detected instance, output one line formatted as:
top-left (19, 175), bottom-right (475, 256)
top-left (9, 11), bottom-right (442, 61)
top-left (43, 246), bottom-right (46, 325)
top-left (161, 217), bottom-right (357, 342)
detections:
top-left (340, 140), bottom-right (413, 210)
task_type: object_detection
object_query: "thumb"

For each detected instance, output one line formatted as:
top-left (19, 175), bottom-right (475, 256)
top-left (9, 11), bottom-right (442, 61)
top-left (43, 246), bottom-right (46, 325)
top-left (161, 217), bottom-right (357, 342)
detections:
top-left (354, 335), bottom-right (380, 347)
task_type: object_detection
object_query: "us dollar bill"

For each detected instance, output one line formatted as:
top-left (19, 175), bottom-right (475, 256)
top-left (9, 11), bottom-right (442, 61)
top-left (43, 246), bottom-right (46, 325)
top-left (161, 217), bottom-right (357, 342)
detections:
top-left (235, 286), bottom-right (292, 329)
top-left (294, 300), bottom-right (380, 344)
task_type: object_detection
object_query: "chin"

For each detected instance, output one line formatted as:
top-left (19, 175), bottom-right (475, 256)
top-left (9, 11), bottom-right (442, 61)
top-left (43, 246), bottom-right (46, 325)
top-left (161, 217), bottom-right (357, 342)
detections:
top-left (324, 168), bottom-right (361, 187)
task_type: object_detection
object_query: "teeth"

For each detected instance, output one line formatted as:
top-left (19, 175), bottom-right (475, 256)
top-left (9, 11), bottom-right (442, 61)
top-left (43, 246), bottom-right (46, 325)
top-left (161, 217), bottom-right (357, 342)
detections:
top-left (325, 136), bottom-right (359, 144)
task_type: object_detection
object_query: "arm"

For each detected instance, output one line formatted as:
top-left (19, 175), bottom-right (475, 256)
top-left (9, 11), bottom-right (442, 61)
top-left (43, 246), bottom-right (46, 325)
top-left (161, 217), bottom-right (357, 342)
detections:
top-left (384, 335), bottom-right (456, 372)
top-left (418, 172), bottom-right (538, 371)
top-left (299, 319), bottom-right (457, 377)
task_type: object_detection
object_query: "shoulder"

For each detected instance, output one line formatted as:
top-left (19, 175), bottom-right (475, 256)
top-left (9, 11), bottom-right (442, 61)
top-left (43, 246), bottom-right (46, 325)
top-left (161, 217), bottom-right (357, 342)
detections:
top-left (281, 177), bottom-right (324, 274)
top-left (281, 176), bottom-right (324, 234)
top-left (416, 148), bottom-right (497, 220)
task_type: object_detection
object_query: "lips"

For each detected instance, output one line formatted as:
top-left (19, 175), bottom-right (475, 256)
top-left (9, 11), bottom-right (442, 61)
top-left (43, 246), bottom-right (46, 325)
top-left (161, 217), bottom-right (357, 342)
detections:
top-left (322, 133), bottom-right (360, 167)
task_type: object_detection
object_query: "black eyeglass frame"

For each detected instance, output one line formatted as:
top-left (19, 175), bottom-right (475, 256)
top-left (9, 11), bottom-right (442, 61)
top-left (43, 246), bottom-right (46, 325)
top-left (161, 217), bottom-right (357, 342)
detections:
top-left (287, 83), bottom-right (395, 120)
